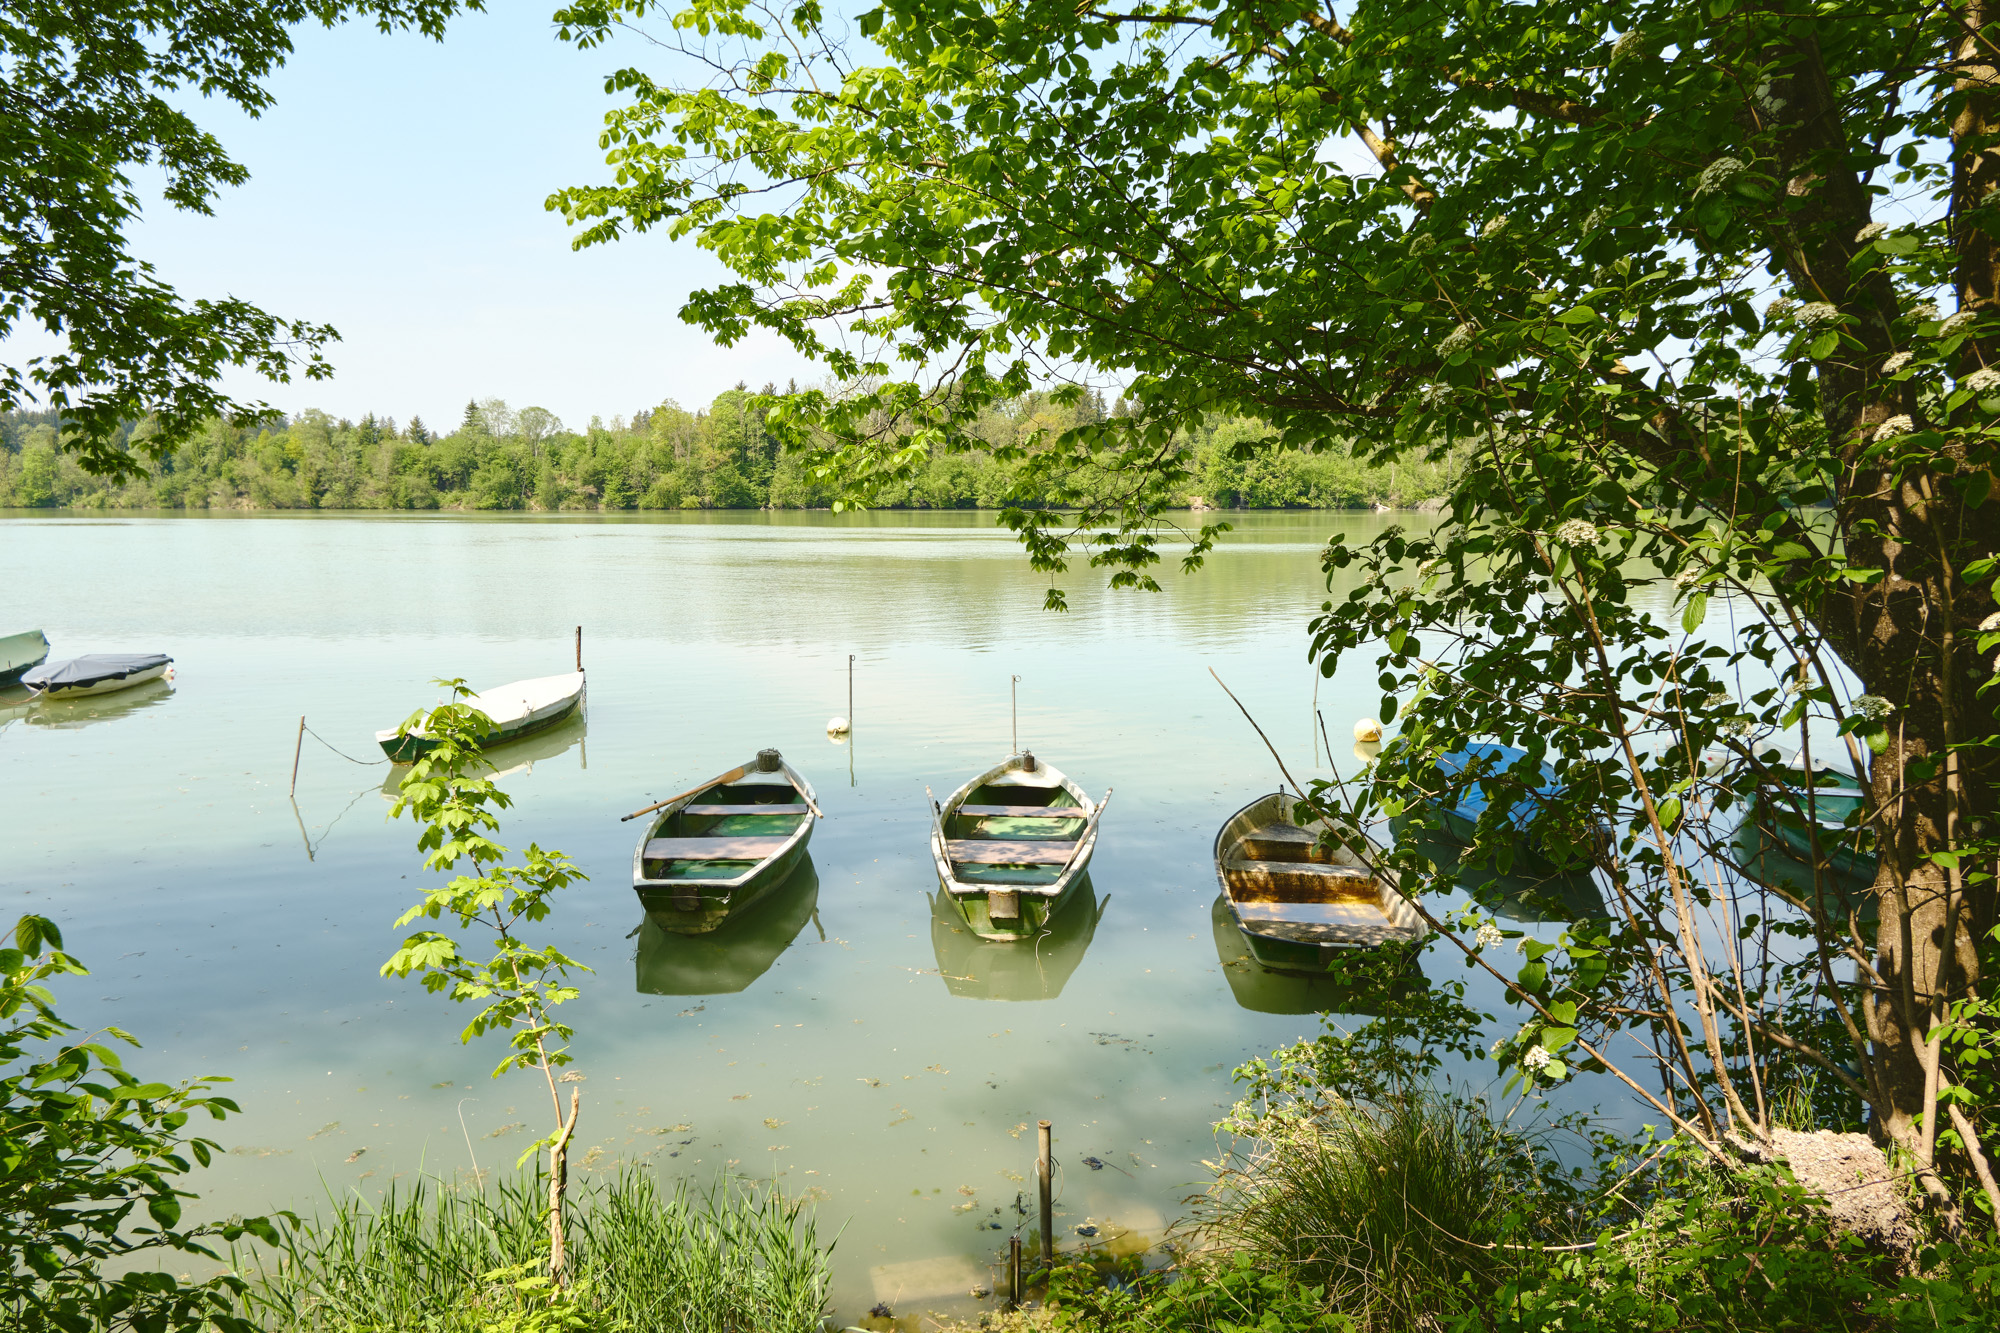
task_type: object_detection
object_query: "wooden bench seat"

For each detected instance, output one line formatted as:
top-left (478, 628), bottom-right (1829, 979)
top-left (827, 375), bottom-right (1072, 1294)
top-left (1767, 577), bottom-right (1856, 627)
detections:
top-left (644, 836), bottom-right (790, 861)
top-left (946, 838), bottom-right (1079, 866)
top-left (681, 803), bottom-right (809, 816)
top-left (1224, 859), bottom-right (1379, 901)
top-left (957, 804), bottom-right (1089, 819)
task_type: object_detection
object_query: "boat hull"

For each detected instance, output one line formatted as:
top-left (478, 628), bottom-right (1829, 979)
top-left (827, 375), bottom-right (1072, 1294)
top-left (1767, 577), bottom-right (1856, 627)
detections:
top-left (637, 834), bottom-right (811, 934)
top-left (379, 677), bottom-right (585, 762)
top-left (0, 630), bottom-right (50, 687)
top-left (29, 661), bottom-right (169, 698)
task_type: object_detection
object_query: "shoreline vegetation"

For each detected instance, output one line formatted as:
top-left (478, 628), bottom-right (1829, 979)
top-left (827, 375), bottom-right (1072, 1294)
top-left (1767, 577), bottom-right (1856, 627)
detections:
top-left (0, 390), bottom-right (1458, 514)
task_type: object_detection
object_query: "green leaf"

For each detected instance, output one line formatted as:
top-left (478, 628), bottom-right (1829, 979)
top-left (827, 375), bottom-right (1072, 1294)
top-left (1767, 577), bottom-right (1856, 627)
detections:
top-left (1682, 592), bottom-right (1708, 632)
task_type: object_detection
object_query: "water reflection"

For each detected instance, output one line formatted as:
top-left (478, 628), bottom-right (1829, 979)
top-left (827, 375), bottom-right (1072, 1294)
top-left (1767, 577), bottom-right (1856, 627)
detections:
top-left (634, 857), bottom-right (820, 996)
top-left (376, 709), bottom-right (588, 798)
top-left (1209, 894), bottom-right (1429, 1015)
top-left (1393, 819), bottom-right (1607, 924)
top-left (19, 677), bottom-right (175, 729)
top-left (929, 876), bottom-right (1104, 1001)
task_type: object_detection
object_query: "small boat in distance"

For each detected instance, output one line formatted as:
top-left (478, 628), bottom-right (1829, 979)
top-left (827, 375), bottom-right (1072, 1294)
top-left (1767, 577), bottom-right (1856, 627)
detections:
top-left (21, 652), bottom-right (172, 699)
top-left (931, 751), bottom-right (1108, 942)
top-left (632, 749), bottom-right (819, 934)
top-left (1, 630), bottom-right (50, 687)
top-left (1753, 752), bottom-right (1875, 888)
top-left (1214, 791), bottom-right (1427, 973)
top-left (376, 671), bottom-right (585, 763)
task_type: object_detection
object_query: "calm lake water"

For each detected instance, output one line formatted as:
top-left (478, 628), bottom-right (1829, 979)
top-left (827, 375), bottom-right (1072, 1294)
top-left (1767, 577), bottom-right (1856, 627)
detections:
top-left (3, 509), bottom-right (1659, 1318)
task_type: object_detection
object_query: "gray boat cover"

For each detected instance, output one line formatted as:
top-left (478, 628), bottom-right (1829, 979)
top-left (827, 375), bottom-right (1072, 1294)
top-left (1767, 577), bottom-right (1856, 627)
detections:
top-left (22, 653), bottom-right (172, 690)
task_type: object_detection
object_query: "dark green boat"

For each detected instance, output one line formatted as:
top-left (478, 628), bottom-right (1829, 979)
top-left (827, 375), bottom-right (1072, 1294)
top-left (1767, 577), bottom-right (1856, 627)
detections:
top-left (1751, 758), bottom-right (1876, 892)
top-left (930, 751), bottom-right (1107, 942)
top-left (632, 749), bottom-right (818, 935)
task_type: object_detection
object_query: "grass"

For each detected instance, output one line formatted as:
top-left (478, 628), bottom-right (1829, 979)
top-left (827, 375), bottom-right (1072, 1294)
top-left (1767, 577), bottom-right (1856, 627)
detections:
top-left (1194, 1090), bottom-right (1571, 1330)
top-left (243, 1169), bottom-right (833, 1333)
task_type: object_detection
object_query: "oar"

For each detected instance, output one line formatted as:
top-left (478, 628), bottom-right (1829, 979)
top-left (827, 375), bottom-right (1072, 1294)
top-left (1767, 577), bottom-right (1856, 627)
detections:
top-left (797, 784), bottom-right (826, 821)
top-left (620, 763), bottom-right (752, 823)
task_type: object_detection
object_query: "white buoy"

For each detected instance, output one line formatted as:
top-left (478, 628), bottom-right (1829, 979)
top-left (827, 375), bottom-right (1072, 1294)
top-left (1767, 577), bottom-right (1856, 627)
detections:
top-left (826, 716), bottom-right (850, 736)
top-left (1352, 716), bottom-right (1383, 744)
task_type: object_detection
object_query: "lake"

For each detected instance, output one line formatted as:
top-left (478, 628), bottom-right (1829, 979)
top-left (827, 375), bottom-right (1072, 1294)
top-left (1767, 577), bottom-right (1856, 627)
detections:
top-left (2, 508), bottom-right (1626, 1319)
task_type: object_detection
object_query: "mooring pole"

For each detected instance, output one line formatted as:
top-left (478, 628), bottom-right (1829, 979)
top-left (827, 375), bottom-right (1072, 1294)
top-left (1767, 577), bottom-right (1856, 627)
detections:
top-left (1037, 1119), bottom-right (1054, 1269)
top-left (575, 625), bottom-right (583, 672)
top-left (1012, 675), bottom-right (1021, 755)
top-left (1008, 1234), bottom-right (1022, 1308)
top-left (289, 716), bottom-right (305, 797)
top-left (848, 653), bottom-right (854, 724)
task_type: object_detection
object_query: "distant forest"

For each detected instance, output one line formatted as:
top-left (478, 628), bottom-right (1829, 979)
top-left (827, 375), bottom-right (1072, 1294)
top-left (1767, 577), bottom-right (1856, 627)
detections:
top-left (0, 388), bottom-right (1458, 512)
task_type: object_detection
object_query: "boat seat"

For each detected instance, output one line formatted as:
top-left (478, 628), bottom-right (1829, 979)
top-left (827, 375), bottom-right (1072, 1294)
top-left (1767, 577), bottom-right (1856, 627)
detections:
top-left (644, 836), bottom-right (790, 861)
top-left (1233, 899), bottom-right (1388, 927)
top-left (1224, 859), bottom-right (1378, 902)
top-left (946, 839), bottom-right (1078, 866)
top-left (681, 804), bottom-right (809, 816)
top-left (957, 804), bottom-right (1088, 819)
top-left (1239, 827), bottom-right (1337, 862)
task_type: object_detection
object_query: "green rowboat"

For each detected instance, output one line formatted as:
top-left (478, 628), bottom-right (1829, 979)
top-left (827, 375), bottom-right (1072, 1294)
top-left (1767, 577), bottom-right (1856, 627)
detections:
top-left (930, 751), bottom-right (1107, 942)
top-left (632, 749), bottom-right (818, 934)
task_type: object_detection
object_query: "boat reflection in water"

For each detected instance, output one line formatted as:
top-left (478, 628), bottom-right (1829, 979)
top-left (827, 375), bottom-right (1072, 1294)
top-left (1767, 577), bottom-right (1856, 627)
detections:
top-left (378, 709), bottom-right (587, 799)
top-left (18, 677), bottom-right (175, 731)
top-left (635, 857), bottom-right (820, 996)
top-left (929, 875), bottom-right (1104, 1001)
top-left (1210, 894), bottom-right (1429, 1015)
top-left (1392, 817), bottom-right (1607, 925)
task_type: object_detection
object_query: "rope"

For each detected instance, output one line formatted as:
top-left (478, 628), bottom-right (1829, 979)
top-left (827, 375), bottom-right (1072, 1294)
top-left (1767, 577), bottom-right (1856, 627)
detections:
top-left (305, 724), bottom-right (390, 766)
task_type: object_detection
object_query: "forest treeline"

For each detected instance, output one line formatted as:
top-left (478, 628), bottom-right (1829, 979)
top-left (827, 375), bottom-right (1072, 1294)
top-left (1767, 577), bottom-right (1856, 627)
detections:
top-left (0, 388), bottom-right (1459, 513)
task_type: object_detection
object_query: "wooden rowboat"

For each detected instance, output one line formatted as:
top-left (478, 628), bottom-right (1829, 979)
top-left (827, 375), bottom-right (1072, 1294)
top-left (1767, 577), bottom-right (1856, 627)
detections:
top-left (377, 671), bottom-right (585, 763)
top-left (1752, 753), bottom-right (1875, 890)
top-left (1214, 791), bottom-right (1426, 974)
top-left (930, 751), bottom-right (1108, 942)
top-left (632, 749), bottom-right (818, 934)
top-left (21, 652), bottom-right (172, 699)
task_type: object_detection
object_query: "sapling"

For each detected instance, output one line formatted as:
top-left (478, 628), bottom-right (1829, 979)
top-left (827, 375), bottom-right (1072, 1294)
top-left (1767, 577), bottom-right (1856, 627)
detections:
top-left (380, 682), bottom-right (591, 1282)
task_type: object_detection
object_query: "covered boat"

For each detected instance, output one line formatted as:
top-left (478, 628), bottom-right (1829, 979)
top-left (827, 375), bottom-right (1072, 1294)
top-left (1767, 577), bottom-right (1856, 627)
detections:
top-left (1, 630), bottom-right (50, 687)
top-left (1426, 742), bottom-right (1603, 874)
top-left (377, 671), bottom-right (585, 762)
top-left (632, 749), bottom-right (818, 934)
top-left (930, 751), bottom-right (1107, 942)
top-left (21, 652), bottom-right (172, 699)
top-left (1213, 791), bottom-right (1427, 973)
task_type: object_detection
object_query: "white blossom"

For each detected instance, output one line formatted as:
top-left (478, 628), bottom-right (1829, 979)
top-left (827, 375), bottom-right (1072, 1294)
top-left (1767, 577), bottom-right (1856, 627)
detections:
top-left (1482, 215), bottom-right (1512, 239)
top-left (1982, 611), bottom-right (2000, 632)
top-left (1408, 232), bottom-right (1437, 256)
top-left (1752, 81), bottom-right (1787, 117)
top-left (1873, 414), bottom-right (1915, 441)
top-left (1852, 694), bottom-right (1896, 721)
top-left (1438, 323), bottom-right (1478, 357)
top-left (1940, 310), bottom-right (1978, 336)
top-left (1554, 518), bottom-right (1599, 547)
top-left (1418, 382), bottom-right (1454, 409)
top-left (1766, 295), bottom-right (1797, 320)
top-left (1610, 30), bottom-right (1644, 64)
top-left (1908, 300), bottom-right (1940, 321)
top-left (1700, 690), bottom-right (1732, 709)
top-left (1720, 716), bottom-right (1757, 737)
top-left (1490, 1038), bottom-right (1507, 1058)
top-left (1881, 351), bottom-right (1913, 374)
top-left (1854, 221), bottom-right (1887, 244)
top-left (1673, 565), bottom-right (1704, 587)
top-left (1583, 205), bottom-right (1611, 232)
top-left (1967, 367), bottom-right (2000, 394)
top-left (1475, 922), bottom-right (1505, 950)
top-left (1695, 157), bottom-right (1747, 197)
top-left (1522, 1046), bottom-right (1553, 1072)
top-left (1796, 302), bottom-right (1842, 327)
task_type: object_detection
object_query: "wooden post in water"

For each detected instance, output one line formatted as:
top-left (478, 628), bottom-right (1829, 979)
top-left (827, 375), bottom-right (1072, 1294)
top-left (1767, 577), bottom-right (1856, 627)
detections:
top-left (1037, 1119), bottom-right (1054, 1269)
top-left (289, 716), bottom-right (305, 796)
top-left (575, 625), bottom-right (583, 672)
top-left (1008, 1234), bottom-right (1022, 1308)
top-left (848, 654), bottom-right (856, 788)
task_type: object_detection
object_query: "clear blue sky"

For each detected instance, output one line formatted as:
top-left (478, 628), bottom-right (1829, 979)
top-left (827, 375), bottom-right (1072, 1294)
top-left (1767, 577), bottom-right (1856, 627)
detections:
top-left (122, 4), bottom-right (821, 433)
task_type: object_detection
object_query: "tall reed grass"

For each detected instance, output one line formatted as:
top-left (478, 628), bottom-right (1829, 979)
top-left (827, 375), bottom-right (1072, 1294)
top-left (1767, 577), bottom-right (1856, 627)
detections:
top-left (244, 1170), bottom-right (832, 1333)
top-left (1198, 1091), bottom-right (1570, 1330)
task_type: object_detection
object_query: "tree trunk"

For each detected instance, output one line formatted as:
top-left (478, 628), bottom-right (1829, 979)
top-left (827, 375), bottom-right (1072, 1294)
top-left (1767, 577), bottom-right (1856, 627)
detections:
top-left (548, 1089), bottom-right (580, 1284)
